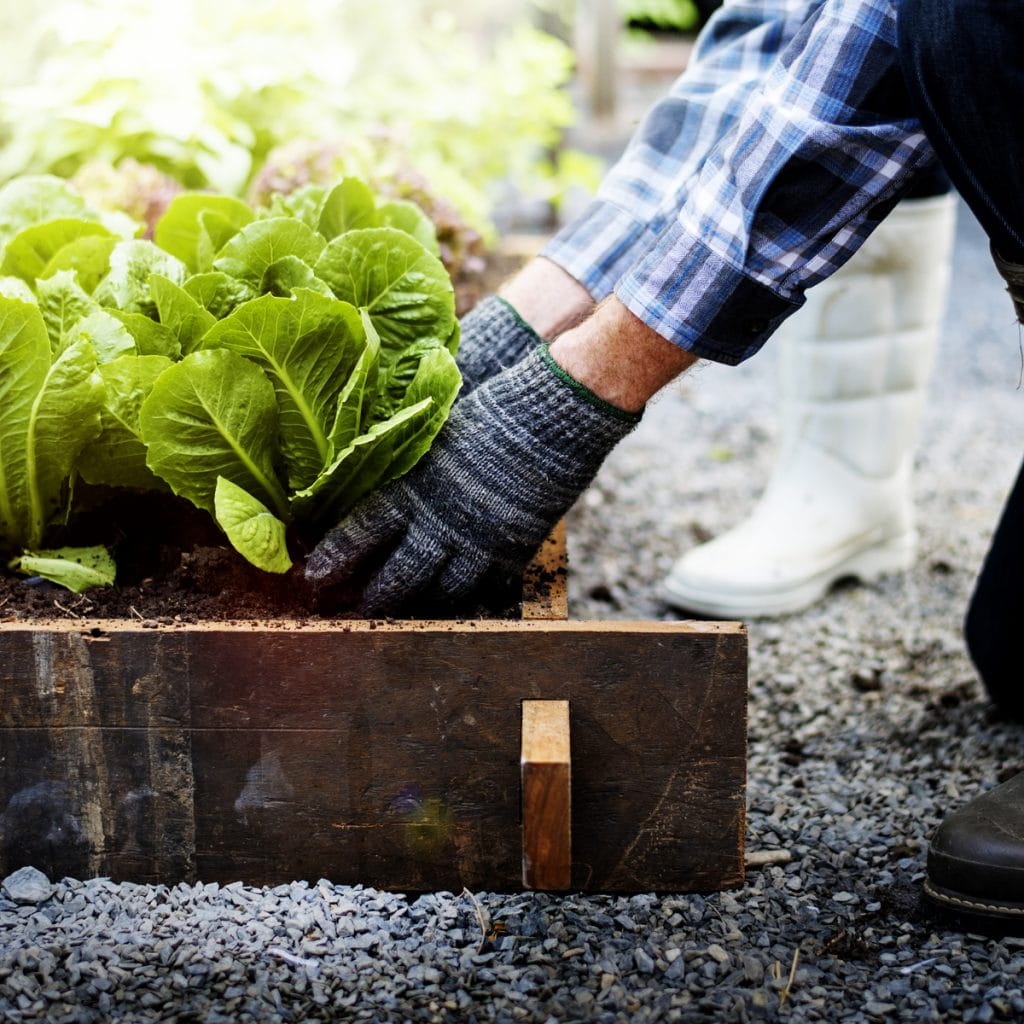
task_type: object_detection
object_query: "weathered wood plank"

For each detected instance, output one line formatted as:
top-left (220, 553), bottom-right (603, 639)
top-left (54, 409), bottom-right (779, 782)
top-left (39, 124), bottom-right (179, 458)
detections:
top-left (0, 620), bottom-right (746, 891)
top-left (0, 727), bottom-right (194, 883)
top-left (521, 700), bottom-right (571, 890)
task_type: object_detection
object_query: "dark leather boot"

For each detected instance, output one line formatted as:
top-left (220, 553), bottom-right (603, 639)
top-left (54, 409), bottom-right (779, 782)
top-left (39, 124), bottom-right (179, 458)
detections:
top-left (925, 771), bottom-right (1024, 930)
top-left (991, 244), bottom-right (1024, 324)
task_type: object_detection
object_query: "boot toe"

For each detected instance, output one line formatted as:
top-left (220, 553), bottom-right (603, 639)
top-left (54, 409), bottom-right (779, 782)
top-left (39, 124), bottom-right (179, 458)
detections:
top-left (662, 531), bottom-right (831, 617)
top-left (926, 773), bottom-right (1024, 923)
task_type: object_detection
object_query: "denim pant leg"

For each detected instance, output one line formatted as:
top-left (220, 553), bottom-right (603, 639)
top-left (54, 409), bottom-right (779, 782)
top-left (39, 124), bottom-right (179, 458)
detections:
top-left (897, 0), bottom-right (1024, 262)
top-left (964, 458), bottom-right (1024, 718)
top-left (898, 0), bottom-right (1024, 713)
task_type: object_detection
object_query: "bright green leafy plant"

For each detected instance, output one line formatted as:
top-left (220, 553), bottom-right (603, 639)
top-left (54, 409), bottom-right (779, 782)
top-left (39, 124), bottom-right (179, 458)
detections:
top-left (622, 0), bottom-right (699, 30)
top-left (0, 173), bottom-right (461, 588)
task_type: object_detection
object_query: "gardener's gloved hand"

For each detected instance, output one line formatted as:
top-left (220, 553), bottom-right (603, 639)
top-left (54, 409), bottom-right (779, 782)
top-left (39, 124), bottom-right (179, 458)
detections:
top-left (455, 295), bottom-right (543, 394)
top-left (305, 345), bottom-right (641, 616)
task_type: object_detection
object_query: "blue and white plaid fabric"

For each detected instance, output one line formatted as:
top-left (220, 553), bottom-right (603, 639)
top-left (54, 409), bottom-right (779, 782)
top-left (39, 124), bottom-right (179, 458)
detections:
top-left (543, 0), bottom-right (940, 365)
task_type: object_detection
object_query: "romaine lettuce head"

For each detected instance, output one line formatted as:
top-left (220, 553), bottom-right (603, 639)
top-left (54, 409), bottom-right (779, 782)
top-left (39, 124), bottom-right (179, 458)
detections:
top-left (0, 173), bottom-right (462, 582)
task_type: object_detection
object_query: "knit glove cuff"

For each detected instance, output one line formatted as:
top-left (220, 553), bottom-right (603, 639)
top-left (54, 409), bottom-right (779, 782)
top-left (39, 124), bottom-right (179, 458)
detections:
top-left (455, 295), bottom-right (544, 393)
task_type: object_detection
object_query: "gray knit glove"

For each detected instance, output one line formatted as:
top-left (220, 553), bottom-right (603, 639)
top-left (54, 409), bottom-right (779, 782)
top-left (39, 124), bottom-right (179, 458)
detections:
top-left (456, 295), bottom-right (544, 393)
top-left (305, 345), bottom-right (641, 616)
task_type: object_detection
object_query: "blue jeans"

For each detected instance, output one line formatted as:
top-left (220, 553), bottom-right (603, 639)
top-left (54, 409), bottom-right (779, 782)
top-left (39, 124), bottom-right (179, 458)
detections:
top-left (898, 0), bottom-right (1024, 262)
top-left (898, 0), bottom-right (1024, 715)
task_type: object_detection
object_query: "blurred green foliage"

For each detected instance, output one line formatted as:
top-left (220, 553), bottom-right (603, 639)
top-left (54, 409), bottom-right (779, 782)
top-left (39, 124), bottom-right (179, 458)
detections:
top-left (621, 0), bottom-right (699, 31)
top-left (0, 0), bottom-right (600, 234)
top-left (532, 0), bottom-right (699, 34)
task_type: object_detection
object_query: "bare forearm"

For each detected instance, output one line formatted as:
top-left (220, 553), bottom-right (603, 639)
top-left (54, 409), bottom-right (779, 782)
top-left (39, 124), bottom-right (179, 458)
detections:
top-left (549, 297), bottom-right (697, 413)
top-left (499, 256), bottom-right (595, 339)
top-left (497, 258), bottom-right (695, 412)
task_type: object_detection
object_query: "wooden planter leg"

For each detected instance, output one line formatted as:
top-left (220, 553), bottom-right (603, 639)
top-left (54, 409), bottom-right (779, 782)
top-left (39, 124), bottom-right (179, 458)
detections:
top-left (521, 700), bottom-right (571, 890)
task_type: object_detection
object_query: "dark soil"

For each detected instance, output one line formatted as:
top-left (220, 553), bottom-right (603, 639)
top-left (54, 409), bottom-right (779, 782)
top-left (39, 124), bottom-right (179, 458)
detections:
top-left (0, 489), bottom-right (326, 623)
top-left (0, 488), bottom-right (526, 624)
top-left (0, 547), bottom-right (319, 624)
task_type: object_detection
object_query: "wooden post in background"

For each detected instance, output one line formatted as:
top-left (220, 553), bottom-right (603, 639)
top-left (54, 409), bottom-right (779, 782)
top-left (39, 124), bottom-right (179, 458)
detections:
top-left (521, 700), bottom-right (572, 889)
top-left (577, 0), bottom-right (619, 120)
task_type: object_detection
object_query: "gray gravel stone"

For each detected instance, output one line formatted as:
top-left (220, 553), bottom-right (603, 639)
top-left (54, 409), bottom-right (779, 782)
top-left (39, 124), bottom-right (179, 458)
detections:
top-left (1, 868), bottom-right (54, 906)
top-left (633, 948), bottom-right (655, 974)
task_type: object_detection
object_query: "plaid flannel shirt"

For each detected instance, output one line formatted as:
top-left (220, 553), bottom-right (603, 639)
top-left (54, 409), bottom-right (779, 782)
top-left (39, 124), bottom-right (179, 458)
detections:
top-left (542, 0), bottom-right (941, 365)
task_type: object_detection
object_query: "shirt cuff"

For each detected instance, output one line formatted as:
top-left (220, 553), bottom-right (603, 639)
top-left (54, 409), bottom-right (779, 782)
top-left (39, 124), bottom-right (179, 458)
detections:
top-left (540, 198), bottom-right (661, 302)
top-left (615, 219), bottom-right (803, 366)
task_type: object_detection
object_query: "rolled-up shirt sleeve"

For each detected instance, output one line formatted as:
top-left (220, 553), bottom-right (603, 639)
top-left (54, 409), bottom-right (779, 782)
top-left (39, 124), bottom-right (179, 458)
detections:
top-left (615, 0), bottom-right (939, 364)
top-left (542, 0), bottom-right (816, 301)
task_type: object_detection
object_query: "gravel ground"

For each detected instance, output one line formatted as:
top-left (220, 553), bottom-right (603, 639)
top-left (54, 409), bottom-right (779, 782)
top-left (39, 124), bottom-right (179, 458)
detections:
top-left (3, 202), bottom-right (1024, 1023)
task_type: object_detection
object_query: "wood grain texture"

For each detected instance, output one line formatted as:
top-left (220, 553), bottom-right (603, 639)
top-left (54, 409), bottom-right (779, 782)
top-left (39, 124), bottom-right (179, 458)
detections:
top-left (0, 620), bottom-right (747, 892)
top-left (521, 700), bottom-right (571, 890)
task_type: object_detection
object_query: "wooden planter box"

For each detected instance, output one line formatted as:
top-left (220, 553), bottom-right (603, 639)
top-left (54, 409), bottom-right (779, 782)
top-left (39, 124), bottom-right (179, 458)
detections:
top-left (0, 528), bottom-right (747, 893)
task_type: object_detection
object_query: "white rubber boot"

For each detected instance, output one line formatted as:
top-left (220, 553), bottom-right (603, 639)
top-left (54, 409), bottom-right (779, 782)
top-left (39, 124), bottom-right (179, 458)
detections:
top-left (663, 194), bottom-right (958, 618)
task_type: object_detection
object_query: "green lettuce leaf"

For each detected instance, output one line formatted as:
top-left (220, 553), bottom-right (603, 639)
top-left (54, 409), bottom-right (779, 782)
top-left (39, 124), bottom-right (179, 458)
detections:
top-left (78, 354), bottom-right (174, 491)
top-left (260, 255), bottom-right (333, 298)
top-left (372, 344), bottom-right (461, 482)
top-left (298, 341), bottom-right (460, 525)
top-left (201, 290), bottom-right (367, 491)
top-left (106, 310), bottom-right (180, 359)
top-left (266, 184), bottom-right (329, 230)
top-left (314, 227), bottom-right (455, 357)
top-left (327, 311), bottom-right (381, 453)
top-left (97, 210), bottom-right (144, 241)
top-left (40, 234), bottom-right (118, 294)
top-left (195, 210), bottom-right (249, 272)
top-left (291, 397), bottom-right (435, 525)
top-left (1, 219), bottom-right (113, 282)
top-left (65, 311), bottom-right (137, 364)
top-left (0, 297), bottom-right (102, 551)
top-left (444, 319), bottom-right (460, 357)
top-left (9, 545), bottom-right (116, 593)
top-left (182, 272), bottom-right (257, 320)
top-left (150, 273), bottom-right (216, 354)
top-left (371, 340), bottom-right (446, 423)
top-left (94, 240), bottom-right (187, 316)
top-left (315, 181), bottom-right (438, 255)
top-left (36, 270), bottom-right (97, 352)
top-left (212, 218), bottom-right (326, 289)
top-left (139, 348), bottom-right (288, 518)
top-left (214, 476), bottom-right (292, 574)
top-left (292, 338), bottom-right (457, 526)
top-left (0, 277), bottom-right (36, 303)
top-left (317, 178), bottom-right (377, 241)
top-left (154, 194), bottom-right (254, 272)
top-left (376, 199), bottom-right (440, 256)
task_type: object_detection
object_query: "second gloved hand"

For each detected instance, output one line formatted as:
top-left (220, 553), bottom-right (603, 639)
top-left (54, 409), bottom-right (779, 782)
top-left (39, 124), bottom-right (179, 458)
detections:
top-left (305, 345), bottom-right (640, 616)
top-left (455, 295), bottom-right (544, 394)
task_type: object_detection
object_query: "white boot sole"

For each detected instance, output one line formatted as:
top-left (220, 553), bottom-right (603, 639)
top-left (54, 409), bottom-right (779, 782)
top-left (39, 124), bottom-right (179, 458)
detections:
top-left (661, 531), bottom-right (916, 619)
